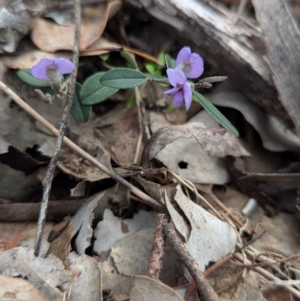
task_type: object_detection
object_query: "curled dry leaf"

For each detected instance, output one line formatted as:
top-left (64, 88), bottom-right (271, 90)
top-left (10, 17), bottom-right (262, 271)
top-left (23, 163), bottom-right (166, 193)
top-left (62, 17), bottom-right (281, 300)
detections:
top-left (142, 123), bottom-right (248, 164)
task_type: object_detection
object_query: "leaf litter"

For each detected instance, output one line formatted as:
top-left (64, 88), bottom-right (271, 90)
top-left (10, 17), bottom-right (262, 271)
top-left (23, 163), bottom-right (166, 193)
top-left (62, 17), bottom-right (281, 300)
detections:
top-left (1, 1), bottom-right (300, 301)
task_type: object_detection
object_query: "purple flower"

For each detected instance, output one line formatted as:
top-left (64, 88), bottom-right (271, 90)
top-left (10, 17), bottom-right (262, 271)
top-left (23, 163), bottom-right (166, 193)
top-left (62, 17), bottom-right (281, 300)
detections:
top-left (31, 58), bottom-right (75, 81)
top-left (164, 68), bottom-right (192, 110)
top-left (176, 46), bottom-right (204, 79)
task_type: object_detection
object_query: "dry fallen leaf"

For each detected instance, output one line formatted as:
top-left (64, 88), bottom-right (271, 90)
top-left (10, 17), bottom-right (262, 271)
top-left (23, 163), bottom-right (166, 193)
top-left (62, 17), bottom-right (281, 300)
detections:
top-left (31, 2), bottom-right (121, 52)
top-left (111, 228), bottom-right (154, 277)
top-left (142, 123), bottom-right (249, 163)
top-left (96, 104), bottom-right (141, 164)
top-left (0, 247), bottom-right (69, 301)
top-left (130, 275), bottom-right (185, 301)
top-left (94, 209), bottom-right (157, 254)
top-left (142, 121), bottom-right (248, 184)
top-left (100, 261), bottom-right (132, 301)
top-left (70, 192), bottom-right (104, 254)
top-left (0, 222), bottom-right (52, 255)
top-left (168, 186), bottom-right (237, 271)
top-left (67, 253), bottom-right (102, 301)
top-left (0, 274), bottom-right (48, 301)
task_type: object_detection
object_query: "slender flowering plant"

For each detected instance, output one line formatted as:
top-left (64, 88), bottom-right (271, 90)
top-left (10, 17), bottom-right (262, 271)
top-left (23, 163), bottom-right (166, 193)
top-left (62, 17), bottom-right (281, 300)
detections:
top-left (16, 47), bottom-right (238, 136)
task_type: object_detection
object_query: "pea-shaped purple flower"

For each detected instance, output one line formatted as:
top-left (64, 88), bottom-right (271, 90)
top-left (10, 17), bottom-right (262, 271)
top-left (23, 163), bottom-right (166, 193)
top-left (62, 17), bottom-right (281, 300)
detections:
top-left (164, 68), bottom-right (192, 110)
top-left (176, 46), bottom-right (204, 79)
top-left (31, 58), bottom-right (75, 81)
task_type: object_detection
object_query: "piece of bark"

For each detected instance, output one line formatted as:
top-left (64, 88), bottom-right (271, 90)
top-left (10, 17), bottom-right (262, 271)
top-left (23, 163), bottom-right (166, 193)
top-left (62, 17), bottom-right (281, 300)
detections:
top-left (0, 199), bottom-right (87, 222)
top-left (252, 0), bottom-right (300, 137)
top-left (125, 0), bottom-right (290, 123)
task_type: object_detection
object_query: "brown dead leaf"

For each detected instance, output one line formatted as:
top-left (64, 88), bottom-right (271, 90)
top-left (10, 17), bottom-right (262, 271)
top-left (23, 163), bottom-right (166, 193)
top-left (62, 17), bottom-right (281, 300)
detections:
top-left (31, 18), bottom-right (74, 51)
top-left (100, 261), bottom-right (132, 301)
top-left (80, 1), bottom-right (122, 50)
top-left (31, 2), bottom-right (121, 52)
top-left (47, 221), bottom-right (72, 260)
top-left (252, 213), bottom-right (300, 260)
top-left (0, 274), bottom-right (48, 301)
top-left (0, 222), bottom-right (53, 256)
top-left (142, 123), bottom-right (249, 164)
top-left (3, 49), bottom-right (72, 69)
top-left (130, 275), bottom-right (185, 301)
top-left (96, 104), bottom-right (141, 164)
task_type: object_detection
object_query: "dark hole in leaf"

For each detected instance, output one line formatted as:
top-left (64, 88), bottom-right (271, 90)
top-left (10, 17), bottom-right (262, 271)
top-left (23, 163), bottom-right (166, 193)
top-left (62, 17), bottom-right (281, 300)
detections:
top-left (178, 161), bottom-right (188, 169)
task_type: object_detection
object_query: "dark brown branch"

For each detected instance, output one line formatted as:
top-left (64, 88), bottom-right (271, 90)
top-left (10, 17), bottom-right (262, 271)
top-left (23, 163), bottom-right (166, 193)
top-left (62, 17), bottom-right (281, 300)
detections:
top-left (34, 0), bottom-right (81, 257)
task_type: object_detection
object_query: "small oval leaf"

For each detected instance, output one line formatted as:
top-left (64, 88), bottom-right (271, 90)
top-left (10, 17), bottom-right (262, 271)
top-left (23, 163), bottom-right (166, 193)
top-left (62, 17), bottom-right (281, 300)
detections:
top-left (193, 91), bottom-right (239, 137)
top-left (165, 54), bottom-right (176, 69)
top-left (121, 51), bottom-right (138, 69)
top-left (100, 68), bottom-right (147, 89)
top-left (16, 69), bottom-right (51, 87)
top-left (71, 83), bottom-right (92, 123)
top-left (80, 72), bottom-right (118, 105)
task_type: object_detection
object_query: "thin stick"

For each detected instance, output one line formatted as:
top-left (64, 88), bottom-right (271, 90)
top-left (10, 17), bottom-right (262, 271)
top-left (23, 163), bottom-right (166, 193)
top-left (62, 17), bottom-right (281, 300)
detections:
top-left (163, 221), bottom-right (221, 301)
top-left (233, 252), bottom-right (300, 299)
top-left (204, 230), bottom-right (266, 277)
top-left (146, 213), bottom-right (167, 279)
top-left (133, 87), bottom-right (143, 164)
top-left (33, 0), bottom-right (82, 257)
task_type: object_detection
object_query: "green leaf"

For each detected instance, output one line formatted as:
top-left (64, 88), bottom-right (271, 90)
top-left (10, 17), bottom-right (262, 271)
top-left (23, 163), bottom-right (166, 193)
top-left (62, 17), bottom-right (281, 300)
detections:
top-left (165, 54), bottom-right (176, 69)
top-left (126, 94), bottom-right (136, 108)
top-left (158, 51), bottom-right (165, 66)
top-left (80, 72), bottom-right (118, 105)
top-left (100, 68), bottom-right (147, 89)
top-left (99, 53), bottom-right (110, 61)
top-left (16, 69), bottom-right (51, 87)
top-left (145, 63), bottom-right (156, 75)
top-left (71, 83), bottom-right (92, 123)
top-left (193, 91), bottom-right (239, 137)
top-left (121, 51), bottom-right (138, 69)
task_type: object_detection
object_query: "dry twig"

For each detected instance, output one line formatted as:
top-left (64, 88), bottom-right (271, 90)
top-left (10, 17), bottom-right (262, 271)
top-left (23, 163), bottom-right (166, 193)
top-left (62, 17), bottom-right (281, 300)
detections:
top-left (147, 213), bottom-right (168, 279)
top-left (33, 0), bottom-right (81, 256)
top-left (163, 221), bottom-right (221, 301)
